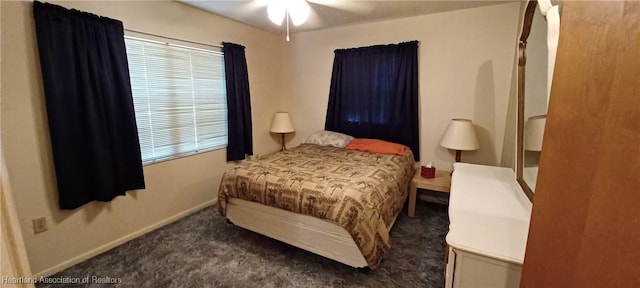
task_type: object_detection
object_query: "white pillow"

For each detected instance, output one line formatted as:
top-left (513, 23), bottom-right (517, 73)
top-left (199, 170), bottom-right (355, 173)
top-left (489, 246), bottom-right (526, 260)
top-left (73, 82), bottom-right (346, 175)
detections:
top-left (302, 130), bottom-right (354, 148)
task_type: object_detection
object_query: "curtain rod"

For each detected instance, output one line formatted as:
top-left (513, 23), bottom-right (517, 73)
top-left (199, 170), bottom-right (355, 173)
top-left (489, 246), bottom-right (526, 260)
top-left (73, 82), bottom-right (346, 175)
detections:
top-left (124, 28), bottom-right (223, 49)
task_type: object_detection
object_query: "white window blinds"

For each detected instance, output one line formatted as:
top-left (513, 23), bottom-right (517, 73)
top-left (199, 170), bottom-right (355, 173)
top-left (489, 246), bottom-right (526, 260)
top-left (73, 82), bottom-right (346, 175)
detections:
top-left (125, 37), bottom-right (227, 163)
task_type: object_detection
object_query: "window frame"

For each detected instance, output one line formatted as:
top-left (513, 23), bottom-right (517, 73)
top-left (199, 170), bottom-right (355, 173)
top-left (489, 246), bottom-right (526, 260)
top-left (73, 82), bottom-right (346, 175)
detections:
top-left (124, 35), bottom-right (227, 165)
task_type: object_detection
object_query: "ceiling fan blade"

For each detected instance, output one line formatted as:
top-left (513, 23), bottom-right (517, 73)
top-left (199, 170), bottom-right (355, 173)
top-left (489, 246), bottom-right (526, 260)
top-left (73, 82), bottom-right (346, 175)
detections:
top-left (301, 7), bottom-right (326, 29)
top-left (290, 0), bottom-right (311, 26)
top-left (267, 2), bottom-right (286, 25)
top-left (186, 0), bottom-right (268, 19)
top-left (307, 0), bottom-right (375, 14)
top-left (237, 0), bottom-right (269, 14)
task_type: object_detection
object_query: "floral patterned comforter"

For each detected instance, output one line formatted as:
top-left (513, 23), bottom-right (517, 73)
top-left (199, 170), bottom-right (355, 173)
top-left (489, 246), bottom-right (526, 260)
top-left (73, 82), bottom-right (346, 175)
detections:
top-left (218, 143), bottom-right (415, 268)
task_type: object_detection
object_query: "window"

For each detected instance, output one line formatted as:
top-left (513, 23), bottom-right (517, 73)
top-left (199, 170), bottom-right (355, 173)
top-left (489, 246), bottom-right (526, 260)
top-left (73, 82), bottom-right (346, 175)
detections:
top-left (324, 41), bottom-right (419, 160)
top-left (125, 37), bottom-right (227, 163)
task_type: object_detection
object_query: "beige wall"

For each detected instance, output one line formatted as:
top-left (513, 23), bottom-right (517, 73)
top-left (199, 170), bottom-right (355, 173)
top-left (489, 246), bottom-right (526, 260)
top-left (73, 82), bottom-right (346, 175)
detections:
top-left (1, 0), bottom-right (286, 276)
top-left (282, 3), bottom-right (521, 170)
top-left (500, 0), bottom-right (528, 170)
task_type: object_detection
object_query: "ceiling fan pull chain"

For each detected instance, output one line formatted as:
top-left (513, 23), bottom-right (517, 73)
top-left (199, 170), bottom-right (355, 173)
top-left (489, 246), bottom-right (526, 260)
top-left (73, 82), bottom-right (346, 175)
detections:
top-left (286, 9), bottom-right (290, 42)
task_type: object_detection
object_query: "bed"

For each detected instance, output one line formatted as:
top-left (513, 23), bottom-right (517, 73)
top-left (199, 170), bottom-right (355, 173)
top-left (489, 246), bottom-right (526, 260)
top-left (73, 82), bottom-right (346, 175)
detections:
top-left (218, 143), bottom-right (415, 268)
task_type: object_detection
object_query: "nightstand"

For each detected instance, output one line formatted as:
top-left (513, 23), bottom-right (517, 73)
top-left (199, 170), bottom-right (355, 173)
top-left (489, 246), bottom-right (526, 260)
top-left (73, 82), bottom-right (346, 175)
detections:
top-left (409, 169), bottom-right (451, 217)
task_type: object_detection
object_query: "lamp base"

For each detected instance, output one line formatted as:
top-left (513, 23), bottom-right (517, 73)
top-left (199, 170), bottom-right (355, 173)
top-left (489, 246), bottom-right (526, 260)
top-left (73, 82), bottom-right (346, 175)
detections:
top-left (455, 150), bottom-right (462, 162)
top-left (280, 133), bottom-right (287, 151)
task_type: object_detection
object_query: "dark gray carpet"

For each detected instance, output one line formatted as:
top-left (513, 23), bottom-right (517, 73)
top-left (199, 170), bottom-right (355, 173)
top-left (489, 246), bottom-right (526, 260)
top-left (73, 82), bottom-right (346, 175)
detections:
top-left (37, 201), bottom-right (448, 288)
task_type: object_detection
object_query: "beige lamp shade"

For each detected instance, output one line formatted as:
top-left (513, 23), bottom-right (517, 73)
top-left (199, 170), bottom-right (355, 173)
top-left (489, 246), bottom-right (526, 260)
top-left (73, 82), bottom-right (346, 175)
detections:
top-left (270, 112), bottom-right (295, 133)
top-left (525, 115), bottom-right (546, 151)
top-left (440, 119), bottom-right (480, 151)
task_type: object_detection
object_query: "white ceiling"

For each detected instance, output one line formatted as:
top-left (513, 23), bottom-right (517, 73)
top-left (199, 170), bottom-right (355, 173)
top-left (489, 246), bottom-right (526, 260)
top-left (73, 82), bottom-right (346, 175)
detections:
top-left (178, 1), bottom-right (511, 34)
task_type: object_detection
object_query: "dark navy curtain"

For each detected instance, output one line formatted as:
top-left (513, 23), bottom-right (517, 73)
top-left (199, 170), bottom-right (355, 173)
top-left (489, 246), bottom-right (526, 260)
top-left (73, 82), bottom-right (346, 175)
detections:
top-left (223, 42), bottom-right (253, 161)
top-left (325, 41), bottom-right (420, 160)
top-left (33, 1), bottom-right (145, 209)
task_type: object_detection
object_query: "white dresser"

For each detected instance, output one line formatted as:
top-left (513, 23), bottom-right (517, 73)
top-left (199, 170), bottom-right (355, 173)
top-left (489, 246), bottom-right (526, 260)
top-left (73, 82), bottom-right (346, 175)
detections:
top-left (445, 163), bottom-right (532, 288)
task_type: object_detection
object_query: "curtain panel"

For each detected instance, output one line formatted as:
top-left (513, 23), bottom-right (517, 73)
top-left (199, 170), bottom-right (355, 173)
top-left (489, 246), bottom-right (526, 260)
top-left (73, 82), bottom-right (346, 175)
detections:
top-left (33, 1), bottom-right (145, 209)
top-left (325, 41), bottom-right (420, 160)
top-left (223, 42), bottom-right (254, 161)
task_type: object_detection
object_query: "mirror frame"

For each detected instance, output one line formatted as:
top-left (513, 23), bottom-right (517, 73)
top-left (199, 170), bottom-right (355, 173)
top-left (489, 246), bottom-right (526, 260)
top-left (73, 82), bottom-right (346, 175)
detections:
top-left (516, 0), bottom-right (540, 202)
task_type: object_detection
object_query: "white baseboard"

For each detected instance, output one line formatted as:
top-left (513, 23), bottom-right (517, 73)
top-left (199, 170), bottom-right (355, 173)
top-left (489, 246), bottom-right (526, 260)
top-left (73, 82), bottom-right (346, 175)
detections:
top-left (33, 199), bottom-right (217, 278)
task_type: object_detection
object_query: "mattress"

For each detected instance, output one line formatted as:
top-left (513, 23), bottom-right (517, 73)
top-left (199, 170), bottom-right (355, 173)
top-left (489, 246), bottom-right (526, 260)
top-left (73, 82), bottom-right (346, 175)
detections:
top-left (218, 143), bottom-right (415, 267)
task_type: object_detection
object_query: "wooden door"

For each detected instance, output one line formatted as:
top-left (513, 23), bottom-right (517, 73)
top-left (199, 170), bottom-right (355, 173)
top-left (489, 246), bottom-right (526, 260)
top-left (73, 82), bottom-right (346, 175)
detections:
top-left (521, 1), bottom-right (640, 287)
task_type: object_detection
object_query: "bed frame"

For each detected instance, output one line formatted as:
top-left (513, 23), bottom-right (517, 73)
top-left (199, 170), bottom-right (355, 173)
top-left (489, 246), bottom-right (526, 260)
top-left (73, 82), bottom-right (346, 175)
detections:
top-left (225, 197), bottom-right (401, 268)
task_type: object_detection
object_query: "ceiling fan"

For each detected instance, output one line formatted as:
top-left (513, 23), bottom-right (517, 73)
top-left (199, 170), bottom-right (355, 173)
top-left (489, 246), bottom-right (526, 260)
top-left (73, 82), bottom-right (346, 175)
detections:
top-left (258, 0), bottom-right (373, 41)
top-left (266, 0), bottom-right (310, 41)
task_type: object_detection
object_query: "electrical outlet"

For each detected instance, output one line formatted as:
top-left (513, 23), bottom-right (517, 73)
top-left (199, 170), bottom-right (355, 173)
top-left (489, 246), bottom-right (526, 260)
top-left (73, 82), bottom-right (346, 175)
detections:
top-left (33, 217), bottom-right (48, 233)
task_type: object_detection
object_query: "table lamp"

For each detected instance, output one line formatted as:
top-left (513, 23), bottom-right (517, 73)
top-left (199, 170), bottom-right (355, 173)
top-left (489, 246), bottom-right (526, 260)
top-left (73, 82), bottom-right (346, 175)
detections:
top-left (270, 112), bottom-right (295, 151)
top-left (439, 119), bottom-right (480, 162)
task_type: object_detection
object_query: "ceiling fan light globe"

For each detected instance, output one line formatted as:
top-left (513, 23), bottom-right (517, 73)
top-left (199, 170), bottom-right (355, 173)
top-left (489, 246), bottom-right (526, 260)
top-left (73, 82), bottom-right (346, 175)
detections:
top-left (289, 0), bottom-right (310, 26)
top-left (267, 4), bottom-right (285, 26)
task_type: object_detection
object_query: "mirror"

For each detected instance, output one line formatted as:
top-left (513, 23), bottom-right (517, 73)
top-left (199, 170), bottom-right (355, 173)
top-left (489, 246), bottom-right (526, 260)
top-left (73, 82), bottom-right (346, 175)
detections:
top-left (516, 0), bottom-right (560, 201)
